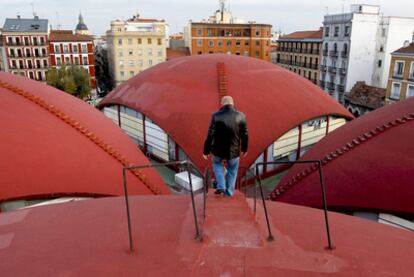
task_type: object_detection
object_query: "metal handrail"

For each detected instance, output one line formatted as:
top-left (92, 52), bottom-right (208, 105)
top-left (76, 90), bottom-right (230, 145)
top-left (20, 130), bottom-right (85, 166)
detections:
top-left (255, 160), bottom-right (334, 250)
top-left (122, 160), bottom-right (206, 252)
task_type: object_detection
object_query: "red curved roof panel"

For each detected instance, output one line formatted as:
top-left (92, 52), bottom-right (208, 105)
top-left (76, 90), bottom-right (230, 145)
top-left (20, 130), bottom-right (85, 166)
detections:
top-left (271, 97), bottom-right (414, 215)
top-left (0, 72), bottom-right (169, 202)
top-left (98, 54), bottom-right (352, 171)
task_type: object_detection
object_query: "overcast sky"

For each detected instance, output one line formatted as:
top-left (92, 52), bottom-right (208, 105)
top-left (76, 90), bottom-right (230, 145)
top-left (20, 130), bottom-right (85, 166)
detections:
top-left (1, 0), bottom-right (413, 36)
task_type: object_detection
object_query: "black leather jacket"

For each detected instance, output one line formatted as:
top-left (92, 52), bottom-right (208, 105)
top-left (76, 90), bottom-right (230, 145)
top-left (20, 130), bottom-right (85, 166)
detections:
top-left (203, 105), bottom-right (248, 160)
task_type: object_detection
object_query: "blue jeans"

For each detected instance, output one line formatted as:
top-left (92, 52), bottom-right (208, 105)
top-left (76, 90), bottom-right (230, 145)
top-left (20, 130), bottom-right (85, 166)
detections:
top-left (213, 156), bottom-right (240, 197)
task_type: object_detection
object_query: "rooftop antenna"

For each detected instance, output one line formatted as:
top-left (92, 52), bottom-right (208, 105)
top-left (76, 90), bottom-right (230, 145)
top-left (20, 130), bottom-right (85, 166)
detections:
top-left (30, 2), bottom-right (37, 17)
top-left (55, 11), bottom-right (61, 30)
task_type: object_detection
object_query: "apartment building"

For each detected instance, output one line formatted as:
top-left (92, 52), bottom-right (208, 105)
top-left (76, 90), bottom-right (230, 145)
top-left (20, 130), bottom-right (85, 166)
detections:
top-left (184, 3), bottom-right (272, 61)
top-left (386, 41), bottom-right (414, 103)
top-left (2, 16), bottom-right (50, 81)
top-left (106, 14), bottom-right (168, 87)
top-left (320, 4), bottom-right (414, 104)
top-left (275, 29), bottom-right (322, 84)
top-left (0, 29), bottom-right (6, 72)
top-left (49, 30), bottom-right (96, 89)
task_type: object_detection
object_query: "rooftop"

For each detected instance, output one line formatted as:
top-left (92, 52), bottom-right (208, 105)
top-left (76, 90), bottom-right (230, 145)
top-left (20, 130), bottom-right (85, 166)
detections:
top-left (393, 42), bottom-right (414, 55)
top-left (279, 29), bottom-right (323, 40)
top-left (346, 81), bottom-right (385, 110)
top-left (49, 30), bottom-right (94, 42)
top-left (2, 17), bottom-right (48, 33)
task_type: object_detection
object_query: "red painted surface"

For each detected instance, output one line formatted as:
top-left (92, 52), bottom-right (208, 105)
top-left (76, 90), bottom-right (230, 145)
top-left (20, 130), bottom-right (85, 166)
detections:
top-left (1, 193), bottom-right (414, 276)
top-left (0, 72), bottom-right (169, 202)
top-left (271, 97), bottom-right (414, 215)
top-left (98, 55), bottom-right (353, 172)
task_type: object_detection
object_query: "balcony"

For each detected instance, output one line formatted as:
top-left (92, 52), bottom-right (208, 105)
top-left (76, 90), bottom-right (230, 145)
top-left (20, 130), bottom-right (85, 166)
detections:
top-left (308, 64), bottom-right (318, 70)
top-left (312, 49), bottom-right (320, 55)
top-left (393, 73), bottom-right (404, 80)
top-left (320, 65), bottom-right (327, 72)
top-left (338, 68), bottom-right (346, 76)
top-left (328, 66), bottom-right (337, 74)
top-left (341, 51), bottom-right (348, 58)
top-left (323, 50), bottom-right (328, 57)
top-left (319, 81), bottom-right (326, 88)
top-left (327, 82), bottom-right (335, 90)
top-left (329, 51), bottom-right (339, 58)
top-left (337, 84), bottom-right (345, 92)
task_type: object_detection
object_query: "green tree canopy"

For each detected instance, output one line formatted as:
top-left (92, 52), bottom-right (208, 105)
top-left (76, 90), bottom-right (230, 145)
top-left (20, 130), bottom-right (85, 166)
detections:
top-left (46, 66), bottom-right (92, 100)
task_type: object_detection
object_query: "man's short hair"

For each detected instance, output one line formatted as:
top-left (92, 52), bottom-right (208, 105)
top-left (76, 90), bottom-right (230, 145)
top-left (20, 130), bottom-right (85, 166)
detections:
top-left (221, 96), bottom-right (234, 106)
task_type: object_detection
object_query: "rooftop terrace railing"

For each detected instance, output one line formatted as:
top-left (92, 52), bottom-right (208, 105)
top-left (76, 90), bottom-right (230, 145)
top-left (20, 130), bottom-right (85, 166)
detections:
top-left (254, 160), bottom-right (334, 250)
top-left (122, 160), bottom-right (208, 252)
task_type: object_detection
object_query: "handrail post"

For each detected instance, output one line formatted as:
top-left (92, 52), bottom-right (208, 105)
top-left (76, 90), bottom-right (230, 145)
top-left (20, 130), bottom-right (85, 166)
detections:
top-left (186, 162), bottom-right (201, 240)
top-left (256, 164), bottom-right (275, 241)
top-left (316, 161), bottom-right (334, 250)
top-left (122, 167), bottom-right (134, 252)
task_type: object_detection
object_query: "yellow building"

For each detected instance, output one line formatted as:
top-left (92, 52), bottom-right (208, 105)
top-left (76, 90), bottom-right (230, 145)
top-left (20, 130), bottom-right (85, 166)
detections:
top-left (275, 29), bottom-right (323, 85)
top-left (386, 42), bottom-right (414, 104)
top-left (106, 14), bottom-right (168, 87)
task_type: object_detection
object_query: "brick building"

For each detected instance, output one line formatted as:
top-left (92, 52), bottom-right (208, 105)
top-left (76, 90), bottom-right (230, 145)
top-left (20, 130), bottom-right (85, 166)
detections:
top-left (184, 3), bottom-right (272, 61)
top-left (1, 16), bottom-right (49, 81)
top-left (275, 29), bottom-right (323, 84)
top-left (49, 30), bottom-right (96, 89)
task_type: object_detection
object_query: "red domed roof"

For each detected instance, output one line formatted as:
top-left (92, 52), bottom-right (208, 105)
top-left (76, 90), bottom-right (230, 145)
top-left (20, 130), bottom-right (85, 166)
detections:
top-left (99, 55), bottom-right (352, 170)
top-left (271, 97), bottom-right (414, 215)
top-left (0, 72), bottom-right (169, 202)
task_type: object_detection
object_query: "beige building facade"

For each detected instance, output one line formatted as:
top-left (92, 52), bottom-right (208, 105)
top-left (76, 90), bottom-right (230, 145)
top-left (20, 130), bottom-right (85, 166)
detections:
top-left (275, 29), bottom-right (323, 85)
top-left (106, 14), bottom-right (168, 87)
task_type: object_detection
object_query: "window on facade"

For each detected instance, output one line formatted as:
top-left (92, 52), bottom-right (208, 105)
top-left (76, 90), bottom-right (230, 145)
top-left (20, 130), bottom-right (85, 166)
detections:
top-left (255, 41), bottom-right (260, 46)
top-left (226, 40), bottom-right (232, 46)
top-left (56, 57), bottom-right (62, 66)
top-left (118, 39), bottom-right (122, 45)
top-left (197, 51), bottom-right (202, 55)
top-left (43, 59), bottom-right (48, 67)
top-left (82, 45), bottom-right (87, 53)
top-left (410, 62), bottom-right (414, 80)
top-left (394, 61), bottom-right (404, 77)
top-left (120, 71), bottom-right (124, 77)
top-left (217, 40), bottom-right (223, 47)
top-left (138, 38), bottom-right (142, 44)
top-left (148, 38), bottom-right (152, 44)
top-left (54, 45), bottom-right (60, 53)
top-left (118, 50), bottom-right (123, 57)
top-left (83, 56), bottom-right (88, 65)
top-left (255, 30), bottom-right (260, 36)
top-left (157, 38), bottom-right (162, 45)
top-left (197, 29), bottom-right (202, 36)
top-left (407, 85), bottom-right (414, 98)
top-left (138, 60), bottom-right (143, 66)
top-left (137, 49), bottom-right (143, 56)
top-left (64, 57), bottom-right (70, 64)
top-left (334, 26), bottom-right (339, 37)
top-left (128, 49), bottom-right (133, 55)
top-left (208, 40), bottom-right (214, 47)
top-left (379, 45), bottom-right (384, 52)
top-left (197, 40), bottom-right (202, 47)
top-left (74, 57), bottom-right (79, 65)
top-left (63, 45), bottom-right (69, 53)
top-left (149, 59), bottom-right (153, 65)
top-left (130, 71), bottom-right (134, 77)
top-left (73, 45), bottom-right (78, 53)
top-left (382, 28), bottom-right (386, 37)
top-left (236, 40), bottom-right (241, 46)
top-left (378, 60), bottom-right (382, 68)
top-left (157, 49), bottom-right (162, 56)
top-left (325, 27), bottom-right (330, 37)
top-left (255, 51), bottom-right (260, 57)
top-left (245, 41), bottom-right (249, 46)
top-left (128, 38), bottom-right (132, 45)
top-left (148, 49), bottom-right (153, 56)
top-left (345, 26), bottom-right (350, 37)
top-left (129, 60), bottom-right (134, 66)
top-left (391, 82), bottom-right (401, 99)
top-left (119, 60), bottom-right (124, 67)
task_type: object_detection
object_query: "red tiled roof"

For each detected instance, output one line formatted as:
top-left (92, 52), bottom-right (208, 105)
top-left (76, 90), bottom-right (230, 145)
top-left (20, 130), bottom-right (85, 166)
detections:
top-left (166, 47), bottom-right (190, 60)
top-left (280, 29), bottom-right (323, 40)
top-left (347, 81), bottom-right (385, 109)
top-left (393, 42), bottom-right (414, 55)
top-left (49, 30), bottom-right (93, 42)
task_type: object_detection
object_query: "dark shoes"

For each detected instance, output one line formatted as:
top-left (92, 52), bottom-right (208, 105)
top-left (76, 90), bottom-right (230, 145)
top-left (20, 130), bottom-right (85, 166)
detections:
top-left (214, 189), bottom-right (225, 195)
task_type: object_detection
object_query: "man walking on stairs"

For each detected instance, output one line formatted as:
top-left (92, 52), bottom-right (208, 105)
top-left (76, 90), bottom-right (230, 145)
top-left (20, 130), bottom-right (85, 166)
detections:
top-left (203, 96), bottom-right (249, 197)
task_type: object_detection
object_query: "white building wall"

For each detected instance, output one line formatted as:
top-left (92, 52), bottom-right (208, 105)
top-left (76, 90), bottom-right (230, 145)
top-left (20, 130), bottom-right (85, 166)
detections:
top-left (346, 12), bottom-right (380, 92)
top-left (373, 17), bottom-right (414, 88)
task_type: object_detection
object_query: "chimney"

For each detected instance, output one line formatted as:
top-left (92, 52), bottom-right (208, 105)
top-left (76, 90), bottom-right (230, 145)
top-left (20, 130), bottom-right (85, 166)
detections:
top-left (17, 15), bottom-right (21, 19)
top-left (404, 40), bottom-right (410, 47)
